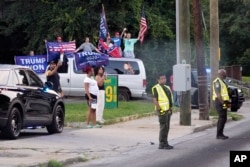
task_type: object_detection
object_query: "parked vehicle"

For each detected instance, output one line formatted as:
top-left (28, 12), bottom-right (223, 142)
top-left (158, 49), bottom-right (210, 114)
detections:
top-left (0, 65), bottom-right (65, 139)
top-left (191, 69), bottom-right (244, 112)
top-left (38, 57), bottom-right (147, 101)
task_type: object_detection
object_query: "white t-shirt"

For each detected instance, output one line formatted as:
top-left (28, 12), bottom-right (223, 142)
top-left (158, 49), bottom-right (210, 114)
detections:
top-left (84, 76), bottom-right (99, 96)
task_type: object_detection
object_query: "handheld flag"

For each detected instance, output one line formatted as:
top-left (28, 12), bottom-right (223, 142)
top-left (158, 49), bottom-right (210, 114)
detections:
top-left (139, 6), bottom-right (148, 43)
top-left (46, 41), bottom-right (76, 62)
top-left (99, 4), bottom-right (108, 41)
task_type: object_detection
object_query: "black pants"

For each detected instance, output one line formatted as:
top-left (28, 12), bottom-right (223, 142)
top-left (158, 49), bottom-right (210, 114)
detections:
top-left (158, 111), bottom-right (171, 147)
top-left (215, 99), bottom-right (227, 136)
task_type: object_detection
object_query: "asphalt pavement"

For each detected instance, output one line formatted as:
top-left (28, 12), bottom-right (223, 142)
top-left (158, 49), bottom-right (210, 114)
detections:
top-left (0, 99), bottom-right (248, 167)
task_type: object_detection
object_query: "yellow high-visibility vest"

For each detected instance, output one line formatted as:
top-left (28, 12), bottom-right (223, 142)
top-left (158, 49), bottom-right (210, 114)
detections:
top-left (152, 84), bottom-right (172, 111)
top-left (212, 77), bottom-right (229, 101)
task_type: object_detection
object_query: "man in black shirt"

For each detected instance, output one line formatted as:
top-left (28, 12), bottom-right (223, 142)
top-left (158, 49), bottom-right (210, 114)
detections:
top-left (46, 60), bottom-right (63, 96)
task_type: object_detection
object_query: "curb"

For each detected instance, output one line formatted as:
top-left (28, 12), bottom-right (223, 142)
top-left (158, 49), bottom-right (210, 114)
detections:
top-left (65, 112), bottom-right (156, 128)
top-left (192, 117), bottom-right (233, 133)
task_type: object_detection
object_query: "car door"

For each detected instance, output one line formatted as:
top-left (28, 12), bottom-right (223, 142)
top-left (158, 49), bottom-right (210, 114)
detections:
top-left (14, 69), bottom-right (53, 125)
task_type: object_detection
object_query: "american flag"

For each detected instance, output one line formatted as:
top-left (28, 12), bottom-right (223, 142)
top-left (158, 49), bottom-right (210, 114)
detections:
top-left (46, 41), bottom-right (76, 62)
top-left (139, 7), bottom-right (148, 43)
top-left (46, 42), bottom-right (76, 52)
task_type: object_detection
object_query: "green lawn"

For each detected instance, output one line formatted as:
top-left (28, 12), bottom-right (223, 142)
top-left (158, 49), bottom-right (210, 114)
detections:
top-left (242, 76), bottom-right (250, 83)
top-left (65, 101), bottom-right (155, 123)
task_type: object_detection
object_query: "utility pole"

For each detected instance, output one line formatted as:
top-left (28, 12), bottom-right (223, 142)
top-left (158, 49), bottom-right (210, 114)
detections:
top-left (210, 0), bottom-right (219, 111)
top-left (176, 0), bottom-right (191, 125)
top-left (192, 0), bottom-right (209, 120)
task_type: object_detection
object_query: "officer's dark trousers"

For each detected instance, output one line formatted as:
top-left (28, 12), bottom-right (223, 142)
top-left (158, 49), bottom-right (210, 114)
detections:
top-left (158, 111), bottom-right (171, 147)
top-left (215, 99), bottom-right (227, 136)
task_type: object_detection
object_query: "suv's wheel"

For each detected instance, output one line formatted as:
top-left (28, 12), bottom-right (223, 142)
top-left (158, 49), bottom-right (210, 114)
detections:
top-left (47, 105), bottom-right (64, 134)
top-left (118, 89), bottom-right (130, 101)
top-left (230, 106), bottom-right (238, 112)
top-left (2, 107), bottom-right (22, 139)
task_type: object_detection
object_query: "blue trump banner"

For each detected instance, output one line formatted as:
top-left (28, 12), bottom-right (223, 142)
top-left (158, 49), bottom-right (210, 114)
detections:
top-left (14, 55), bottom-right (48, 74)
top-left (46, 41), bottom-right (76, 62)
top-left (74, 51), bottom-right (109, 71)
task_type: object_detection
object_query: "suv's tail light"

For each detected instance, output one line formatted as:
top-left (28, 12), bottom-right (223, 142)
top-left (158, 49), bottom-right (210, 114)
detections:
top-left (143, 79), bottom-right (147, 87)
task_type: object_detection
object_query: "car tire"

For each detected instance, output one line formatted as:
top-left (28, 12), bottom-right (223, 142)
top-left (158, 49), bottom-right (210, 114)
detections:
top-left (118, 88), bottom-right (130, 101)
top-left (46, 105), bottom-right (64, 134)
top-left (230, 106), bottom-right (238, 112)
top-left (2, 107), bottom-right (22, 139)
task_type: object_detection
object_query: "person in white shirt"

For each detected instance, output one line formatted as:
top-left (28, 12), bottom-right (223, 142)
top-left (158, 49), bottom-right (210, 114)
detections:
top-left (84, 66), bottom-right (102, 128)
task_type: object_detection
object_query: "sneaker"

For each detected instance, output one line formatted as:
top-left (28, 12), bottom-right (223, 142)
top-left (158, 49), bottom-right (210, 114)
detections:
top-left (158, 145), bottom-right (174, 150)
top-left (86, 124), bottom-right (93, 129)
top-left (216, 135), bottom-right (229, 140)
top-left (164, 145), bottom-right (174, 149)
top-left (94, 124), bottom-right (102, 128)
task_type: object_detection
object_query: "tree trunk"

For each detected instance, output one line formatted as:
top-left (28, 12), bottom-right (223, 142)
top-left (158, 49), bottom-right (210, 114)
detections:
top-left (192, 0), bottom-right (209, 120)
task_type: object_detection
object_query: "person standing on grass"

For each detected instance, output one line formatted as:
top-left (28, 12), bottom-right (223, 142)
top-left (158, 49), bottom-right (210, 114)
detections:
top-left (152, 73), bottom-right (174, 150)
top-left (84, 66), bottom-right (102, 128)
top-left (94, 66), bottom-right (106, 124)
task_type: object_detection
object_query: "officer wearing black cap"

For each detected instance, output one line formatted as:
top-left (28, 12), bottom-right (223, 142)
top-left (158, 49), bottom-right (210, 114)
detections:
top-left (212, 69), bottom-right (230, 140)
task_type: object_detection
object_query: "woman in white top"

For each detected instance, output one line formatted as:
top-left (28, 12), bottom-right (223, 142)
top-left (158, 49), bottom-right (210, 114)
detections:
top-left (83, 66), bottom-right (102, 128)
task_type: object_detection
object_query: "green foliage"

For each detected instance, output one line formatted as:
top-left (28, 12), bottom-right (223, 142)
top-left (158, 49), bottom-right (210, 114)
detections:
top-left (47, 160), bottom-right (63, 167)
top-left (238, 49), bottom-right (250, 75)
top-left (0, 0), bottom-right (249, 95)
top-left (219, 0), bottom-right (250, 66)
top-left (242, 76), bottom-right (250, 83)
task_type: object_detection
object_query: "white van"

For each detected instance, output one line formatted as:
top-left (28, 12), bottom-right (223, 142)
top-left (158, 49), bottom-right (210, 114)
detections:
top-left (38, 57), bottom-right (147, 100)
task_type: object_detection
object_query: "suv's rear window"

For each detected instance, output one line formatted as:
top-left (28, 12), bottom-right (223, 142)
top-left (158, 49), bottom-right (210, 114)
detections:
top-left (0, 70), bottom-right (10, 85)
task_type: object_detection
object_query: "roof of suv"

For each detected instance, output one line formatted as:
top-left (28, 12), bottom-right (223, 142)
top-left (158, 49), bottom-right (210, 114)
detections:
top-left (0, 64), bottom-right (29, 70)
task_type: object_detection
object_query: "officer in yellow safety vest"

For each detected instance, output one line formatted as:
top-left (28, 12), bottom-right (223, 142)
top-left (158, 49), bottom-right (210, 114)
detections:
top-left (152, 73), bottom-right (174, 149)
top-left (212, 69), bottom-right (230, 140)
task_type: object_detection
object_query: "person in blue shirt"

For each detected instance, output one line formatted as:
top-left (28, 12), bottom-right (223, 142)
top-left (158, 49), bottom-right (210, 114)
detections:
top-left (111, 28), bottom-right (126, 57)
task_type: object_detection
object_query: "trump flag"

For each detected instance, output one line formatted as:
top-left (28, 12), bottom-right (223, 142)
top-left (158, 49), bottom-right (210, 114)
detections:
top-left (74, 51), bottom-right (109, 71)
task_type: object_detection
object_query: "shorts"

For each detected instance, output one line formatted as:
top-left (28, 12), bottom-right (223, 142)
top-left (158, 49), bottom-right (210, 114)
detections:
top-left (85, 93), bottom-right (97, 109)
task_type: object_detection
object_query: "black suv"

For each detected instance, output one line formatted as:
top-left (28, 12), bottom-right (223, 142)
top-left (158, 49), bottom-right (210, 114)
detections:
top-left (0, 65), bottom-right (65, 139)
top-left (191, 69), bottom-right (245, 112)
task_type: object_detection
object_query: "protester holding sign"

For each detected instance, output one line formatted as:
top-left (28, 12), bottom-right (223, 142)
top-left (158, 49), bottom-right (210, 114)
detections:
top-left (46, 60), bottom-right (63, 97)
